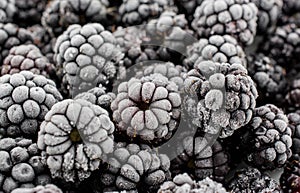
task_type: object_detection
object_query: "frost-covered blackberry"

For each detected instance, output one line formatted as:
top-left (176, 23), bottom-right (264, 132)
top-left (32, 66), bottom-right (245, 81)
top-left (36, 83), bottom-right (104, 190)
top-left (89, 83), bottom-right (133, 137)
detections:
top-left (1, 44), bottom-right (55, 78)
top-left (243, 104), bottom-right (292, 170)
top-left (37, 99), bottom-right (115, 182)
top-left (0, 71), bottom-right (62, 139)
top-left (0, 0), bottom-right (16, 23)
top-left (280, 155), bottom-right (300, 193)
top-left (252, 0), bottom-right (283, 33)
top-left (54, 23), bottom-right (122, 97)
top-left (100, 143), bottom-right (171, 192)
top-left (247, 53), bottom-right (287, 104)
top-left (158, 174), bottom-right (228, 193)
top-left (287, 111), bottom-right (300, 154)
top-left (184, 35), bottom-right (247, 70)
top-left (184, 61), bottom-right (258, 138)
top-left (192, 0), bottom-right (258, 46)
top-left (0, 138), bottom-right (51, 193)
top-left (42, 0), bottom-right (109, 37)
top-left (118, 0), bottom-right (177, 26)
top-left (0, 23), bottom-right (33, 64)
top-left (286, 78), bottom-right (300, 109)
top-left (11, 184), bottom-right (62, 193)
top-left (171, 136), bottom-right (230, 182)
top-left (229, 167), bottom-right (282, 193)
top-left (111, 73), bottom-right (181, 145)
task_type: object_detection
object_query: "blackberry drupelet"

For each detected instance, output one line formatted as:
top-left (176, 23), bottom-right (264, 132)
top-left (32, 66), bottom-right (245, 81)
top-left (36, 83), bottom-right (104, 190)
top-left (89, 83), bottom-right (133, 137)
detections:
top-left (244, 104), bottom-right (292, 170)
top-left (12, 184), bottom-right (62, 193)
top-left (158, 173), bottom-right (228, 193)
top-left (287, 111), bottom-right (300, 154)
top-left (42, 0), bottom-right (109, 37)
top-left (37, 99), bottom-right (115, 182)
top-left (192, 0), bottom-right (258, 46)
top-left (0, 71), bottom-right (63, 139)
top-left (111, 73), bottom-right (181, 145)
top-left (184, 35), bottom-right (247, 70)
top-left (0, 138), bottom-right (51, 193)
top-left (0, 23), bottom-right (33, 64)
top-left (1, 44), bottom-right (55, 78)
top-left (280, 155), bottom-right (300, 193)
top-left (184, 61), bottom-right (258, 138)
top-left (0, 0), bottom-right (16, 23)
top-left (229, 167), bottom-right (282, 193)
top-left (100, 143), bottom-right (171, 192)
top-left (54, 23), bottom-right (122, 97)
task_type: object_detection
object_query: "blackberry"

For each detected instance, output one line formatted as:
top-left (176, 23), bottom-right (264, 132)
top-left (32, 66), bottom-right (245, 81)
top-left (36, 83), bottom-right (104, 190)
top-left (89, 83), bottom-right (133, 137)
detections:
top-left (184, 61), bottom-right (258, 138)
top-left (259, 24), bottom-right (300, 67)
top-left (229, 167), bottom-right (282, 193)
top-left (0, 138), bottom-right (51, 193)
top-left (158, 174), bottom-right (228, 193)
top-left (192, 0), bottom-right (258, 46)
top-left (287, 111), bottom-right (300, 154)
top-left (247, 53), bottom-right (287, 105)
top-left (252, 0), bottom-right (283, 33)
top-left (100, 143), bottom-right (171, 192)
top-left (243, 104), bottom-right (292, 170)
top-left (0, 0), bottom-right (16, 23)
top-left (111, 73), bottom-right (181, 145)
top-left (54, 23), bottom-right (122, 97)
top-left (1, 44), bottom-right (55, 78)
top-left (171, 136), bottom-right (230, 183)
top-left (184, 35), bottom-right (247, 70)
top-left (42, 0), bottom-right (109, 37)
top-left (280, 155), bottom-right (300, 193)
top-left (0, 71), bottom-right (63, 139)
top-left (118, 0), bottom-right (177, 26)
top-left (286, 79), bottom-right (300, 109)
top-left (11, 184), bottom-right (62, 193)
top-left (37, 99), bottom-right (115, 182)
top-left (0, 23), bottom-right (33, 64)
top-left (13, 0), bottom-right (47, 26)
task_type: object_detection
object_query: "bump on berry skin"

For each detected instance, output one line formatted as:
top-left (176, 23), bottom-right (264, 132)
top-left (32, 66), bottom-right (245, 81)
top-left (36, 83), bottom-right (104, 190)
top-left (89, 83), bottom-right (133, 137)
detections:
top-left (0, 137), bottom-right (51, 193)
top-left (1, 44), bottom-right (55, 78)
top-left (54, 23), bottom-right (123, 97)
top-left (229, 167), bottom-right (282, 193)
top-left (0, 23), bottom-right (33, 64)
top-left (158, 174), bottom-right (228, 193)
top-left (280, 155), bottom-right (300, 193)
top-left (37, 99), bottom-right (115, 183)
top-left (42, 0), bottom-right (109, 37)
top-left (192, 0), bottom-right (258, 46)
top-left (11, 184), bottom-right (63, 193)
top-left (111, 73), bottom-right (181, 146)
top-left (0, 71), bottom-right (63, 139)
top-left (184, 61), bottom-right (258, 138)
top-left (0, 0), bottom-right (16, 23)
top-left (184, 35), bottom-right (247, 70)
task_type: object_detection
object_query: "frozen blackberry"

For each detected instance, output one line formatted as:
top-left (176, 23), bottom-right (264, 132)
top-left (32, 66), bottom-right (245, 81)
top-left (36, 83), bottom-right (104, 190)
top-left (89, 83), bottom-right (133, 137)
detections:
top-left (42, 0), bottom-right (109, 37)
top-left (171, 136), bottom-right (230, 183)
top-left (252, 0), bottom-right (283, 33)
top-left (229, 167), bottom-right (282, 193)
top-left (287, 111), bottom-right (300, 154)
top-left (12, 184), bottom-right (62, 193)
top-left (74, 84), bottom-right (116, 114)
top-left (118, 0), bottom-right (177, 26)
top-left (260, 24), bottom-right (300, 67)
top-left (0, 71), bottom-right (63, 139)
top-left (0, 0), bottom-right (16, 23)
top-left (37, 99), bottom-right (115, 182)
top-left (0, 23), bottom-right (33, 64)
top-left (111, 73), bottom-right (181, 145)
top-left (13, 0), bottom-right (47, 26)
top-left (192, 0), bottom-right (258, 46)
top-left (100, 143), bottom-right (171, 192)
top-left (243, 104), bottom-right (292, 170)
top-left (184, 61), bottom-right (258, 138)
top-left (158, 174), bottom-right (228, 193)
top-left (0, 138), bottom-right (51, 193)
top-left (247, 53), bottom-right (287, 105)
top-left (280, 155), bottom-right (300, 193)
top-left (286, 79), bottom-right (300, 109)
top-left (184, 35), bottom-right (247, 70)
top-left (54, 23), bottom-right (122, 97)
top-left (1, 44), bottom-right (55, 78)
